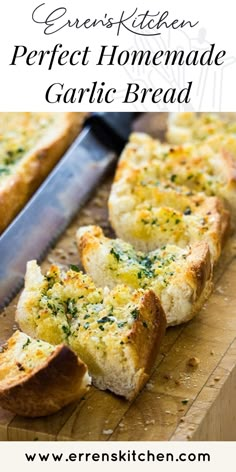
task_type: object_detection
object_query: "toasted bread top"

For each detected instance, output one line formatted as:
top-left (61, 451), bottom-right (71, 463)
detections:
top-left (109, 134), bottom-right (230, 259)
top-left (166, 114), bottom-right (236, 199)
top-left (16, 261), bottom-right (161, 346)
top-left (113, 132), bottom-right (236, 195)
top-left (77, 225), bottom-right (212, 326)
top-left (167, 112), bottom-right (236, 144)
top-left (0, 113), bottom-right (73, 185)
top-left (0, 112), bottom-right (88, 233)
top-left (77, 225), bottom-right (210, 292)
top-left (0, 330), bottom-right (55, 387)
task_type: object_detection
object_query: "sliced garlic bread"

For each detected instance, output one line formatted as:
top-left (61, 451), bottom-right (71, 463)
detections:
top-left (16, 262), bottom-right (166, 400)
top-left (167, 112), bottom-right (236, 145)
top-left (166, 115), bottom-right (236, 223)
top-left (109, 135), bottom-right (229, 260)
top-left (77, 225), bottom-right (212, 326)
top-left (0, 330), bottom-right (90, 417)
top-left (0, 112), bottom-right (87, 233)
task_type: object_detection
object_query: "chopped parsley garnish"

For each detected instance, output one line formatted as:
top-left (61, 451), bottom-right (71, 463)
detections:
top-left (131, 308), bottom-right (139, 320)
top-left (184, 207), bottom-right (192, 215)
top-left (151, 218), bottom-right (158, 225)
top-left (69, 264), bottom-right (80, 272)
top-left (181, 399), bottom-right (189, 405)
top-left (137, 255), bottom-right (155, 278)
top-left (110, 247), bottom-right (122, 261)
top-left (62, 325), bottom-right (71, 336)
top-left (97, 315), bottom-right (115, 324)
top-left (45, 275), bottom-right (56, 289)
top-left (0, 167), bottom-right (10, 175)
top-left (117, 321), bottom-right (127, 328)
top-left (3, 147), bottom-right (26, 165)
top-left (22, 338), bottom-right (31, 349)
top-left (46, 301), bottom-right (60, 316)
top-left (67, 298), bottom-right (78, 317)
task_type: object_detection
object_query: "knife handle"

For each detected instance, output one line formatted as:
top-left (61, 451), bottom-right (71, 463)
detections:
top-left (86, 112), bottom-right (140, 153)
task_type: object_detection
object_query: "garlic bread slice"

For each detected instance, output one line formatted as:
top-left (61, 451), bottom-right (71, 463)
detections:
top-left (167, 112), bottom-right (236, 145)
top-left (16, 262), bottom-right (166, 400)
top-left (77, 225), bottom-right (212, 327)
top-left (0, 330), bottom-right (90, 417)
top-left (109, 136), bottom-right (229, 260)
top-left (0, 112), bottom-right (87, 233)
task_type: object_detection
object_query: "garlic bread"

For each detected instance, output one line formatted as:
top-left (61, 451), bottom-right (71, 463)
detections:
top-left (0, 112), bottom-right (87, 233)
top-left (167, 112), bottom-right (236, 145)
top-left (109, 135), bottom-right (229, 260)
top-left (77, 225), bottom-right (212, 326)
top-left (16, 261), bottom-right (166, 400)
top-left (0, 330), bottom-right (90, 417)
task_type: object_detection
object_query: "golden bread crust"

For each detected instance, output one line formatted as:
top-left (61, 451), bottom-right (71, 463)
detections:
top-left (123, 290), bottom-right (166, 399)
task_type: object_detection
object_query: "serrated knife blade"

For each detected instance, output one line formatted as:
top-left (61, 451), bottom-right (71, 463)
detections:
top-left (0, 113), bottom-right (136, 309)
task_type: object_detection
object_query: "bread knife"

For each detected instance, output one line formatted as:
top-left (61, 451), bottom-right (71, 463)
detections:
top-left (0, 112), bottom-right (137, 309)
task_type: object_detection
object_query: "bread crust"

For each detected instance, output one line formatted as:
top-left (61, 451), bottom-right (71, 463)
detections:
top-left (92, 289), bottom-right (166, 400)
top-left (0, 112), bottom-right (88, 233)
top-left (77, 225), bottom-right (213, 326)
top-left (120, 290), bottom-right (166, 400)
top-left (0, 331), bottom-right (90, 417)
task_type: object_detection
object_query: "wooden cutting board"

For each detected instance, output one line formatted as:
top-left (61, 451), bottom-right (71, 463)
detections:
top-left (0, 113), bottom-right (236, 441)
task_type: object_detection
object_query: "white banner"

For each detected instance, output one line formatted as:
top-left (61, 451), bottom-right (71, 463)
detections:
top-left (1, 0), bottom-right (236, 111)
top-left (0, 441), bottom-right (234, 471)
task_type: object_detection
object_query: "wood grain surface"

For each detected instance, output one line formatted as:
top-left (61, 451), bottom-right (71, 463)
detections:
top-left (0, 113), bottom-right (236, 441)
